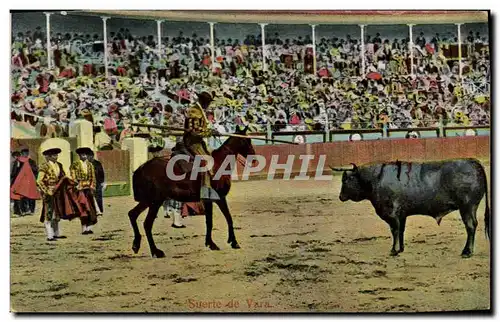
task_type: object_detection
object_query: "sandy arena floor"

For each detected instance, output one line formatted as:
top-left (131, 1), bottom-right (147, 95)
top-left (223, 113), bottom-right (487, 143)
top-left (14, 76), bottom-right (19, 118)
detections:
top-left (10, 169), bottom-right (491, 312)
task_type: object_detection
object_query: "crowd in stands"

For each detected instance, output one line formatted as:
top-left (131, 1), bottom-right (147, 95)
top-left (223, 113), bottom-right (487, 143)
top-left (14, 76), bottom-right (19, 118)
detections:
top-left (11, 21), bottom-right (490, 150)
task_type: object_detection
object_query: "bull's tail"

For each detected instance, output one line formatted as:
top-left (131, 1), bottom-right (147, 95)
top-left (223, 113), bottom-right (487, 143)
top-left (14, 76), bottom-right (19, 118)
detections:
top-left (484, 181), bottom-right (491, 241)
top-left (479, 162), bottom-right (491, 241)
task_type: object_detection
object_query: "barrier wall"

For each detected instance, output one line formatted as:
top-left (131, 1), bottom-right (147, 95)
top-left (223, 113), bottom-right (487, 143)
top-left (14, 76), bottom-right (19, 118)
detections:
top-left (96, 150), bottom-right (131, 197)
top-left (233, 136), bottom-right (491, 178)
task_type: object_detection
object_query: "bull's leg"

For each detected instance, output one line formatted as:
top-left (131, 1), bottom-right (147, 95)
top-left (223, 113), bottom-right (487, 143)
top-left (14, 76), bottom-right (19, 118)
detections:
top-left (384, 216), bottom-right (402, 256)
top-left (143, 202), bottom-right (165, 258)
top-left (398, 216), bottom-right (407, 253)
top-left (129, 202), bottom-right (148, 254)
top-left (459, 204), bottom-right (479, 258)
top-left (216, 197), bottom-right (240, 249)
top-left (204, 201), bottom-right (220, 250)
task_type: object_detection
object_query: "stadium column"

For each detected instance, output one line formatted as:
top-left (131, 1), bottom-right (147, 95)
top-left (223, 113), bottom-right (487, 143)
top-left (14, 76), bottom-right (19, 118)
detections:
top-left (266, 122), bottom-right (272, 143)
top-left (44, 12), bottom-right (52, 69)
top-left (157, 20), bottom-right (163, 59)
top-left (456, 23), bottom-right (463, 82)
top-left (157, 20), bottom-right (163, 123)
top-left (102, 16), bottom-right (110, 81)
top-left (260, 23), bottom-right (268, 72)
top-left (408, 24), bottom-right (414, 76)
top-left (438, 115), bottom-right (444, 137)
top-left (311, 24), bottom-right (317, 74)
top-left (209, 22), bottom-right (216, 72)
top-left (324, 108), bottom-right (330, 142)
top-left (359, 24), bottom-right (365, 78)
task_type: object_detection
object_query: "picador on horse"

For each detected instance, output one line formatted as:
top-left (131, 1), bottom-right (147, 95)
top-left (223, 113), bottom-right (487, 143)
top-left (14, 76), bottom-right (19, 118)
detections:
top-left (128, 88), bottom-right (257, 257)
top-left (182, 90), bottom-right (221, 200)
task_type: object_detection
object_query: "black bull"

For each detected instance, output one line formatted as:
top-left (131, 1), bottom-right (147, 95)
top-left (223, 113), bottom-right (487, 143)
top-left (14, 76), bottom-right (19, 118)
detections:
top-left (335, 158), bottom-right (490, 258)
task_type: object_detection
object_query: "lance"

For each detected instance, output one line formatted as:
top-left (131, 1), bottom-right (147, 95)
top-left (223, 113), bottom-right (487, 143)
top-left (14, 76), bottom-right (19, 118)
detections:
top-left (130, 123), bottom-right (299, 145)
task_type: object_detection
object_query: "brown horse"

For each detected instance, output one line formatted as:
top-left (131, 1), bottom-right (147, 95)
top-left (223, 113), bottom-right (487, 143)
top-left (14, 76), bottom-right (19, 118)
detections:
top-left (128, 126), bottom-right (255, 258)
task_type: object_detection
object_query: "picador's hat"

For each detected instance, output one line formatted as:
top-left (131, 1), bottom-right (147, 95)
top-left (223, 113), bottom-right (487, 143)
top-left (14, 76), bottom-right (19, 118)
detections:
top-left (198, 90), bottom-right (213, 103)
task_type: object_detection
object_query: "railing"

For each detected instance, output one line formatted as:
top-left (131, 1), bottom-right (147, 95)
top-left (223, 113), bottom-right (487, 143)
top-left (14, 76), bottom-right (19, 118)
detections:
top-left (208, 124), bottom-right (490, 147)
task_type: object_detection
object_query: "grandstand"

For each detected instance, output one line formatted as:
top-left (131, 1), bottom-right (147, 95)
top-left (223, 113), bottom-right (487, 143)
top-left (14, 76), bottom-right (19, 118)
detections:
top-left (10, 10), bottom-right (490, 147)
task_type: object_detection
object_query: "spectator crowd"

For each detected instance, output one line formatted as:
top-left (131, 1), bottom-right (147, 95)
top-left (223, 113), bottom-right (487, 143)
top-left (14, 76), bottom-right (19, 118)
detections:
top-left (11, 20), bottom-right (490, 150)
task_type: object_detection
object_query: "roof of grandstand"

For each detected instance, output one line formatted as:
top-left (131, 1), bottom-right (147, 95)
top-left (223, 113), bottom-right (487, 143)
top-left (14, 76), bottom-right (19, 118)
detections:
top-left (76, 10), bottom-right (488, 25)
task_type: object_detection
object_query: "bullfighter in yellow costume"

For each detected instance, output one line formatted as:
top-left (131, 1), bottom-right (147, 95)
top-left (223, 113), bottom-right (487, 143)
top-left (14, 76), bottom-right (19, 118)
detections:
top-left (70, 147), bottom-right (98, 234)
top-left (37, 147), bottom-right (66, 241)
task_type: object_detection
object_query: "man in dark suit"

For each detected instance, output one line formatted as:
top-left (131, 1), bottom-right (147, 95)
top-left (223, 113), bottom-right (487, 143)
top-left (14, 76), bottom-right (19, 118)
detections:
top-left (11, 147), bottom-right (38, 216)
top-left (88, 151), bottom-right (105, 215)
top-left (11, 150), bottom-right (21, 216)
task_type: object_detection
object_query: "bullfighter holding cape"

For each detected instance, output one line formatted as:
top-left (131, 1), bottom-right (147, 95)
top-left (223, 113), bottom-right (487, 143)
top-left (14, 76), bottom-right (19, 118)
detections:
top-left (70, 146), bottom-right (98, 235)
top-left (37, 146), bottom-right (80, 241)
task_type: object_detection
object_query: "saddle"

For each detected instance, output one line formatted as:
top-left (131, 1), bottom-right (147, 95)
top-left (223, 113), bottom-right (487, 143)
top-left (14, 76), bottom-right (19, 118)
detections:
top-left (171, 141), bottom-right (193, 158)
top-left (170, 141), bottom-right (195, 174)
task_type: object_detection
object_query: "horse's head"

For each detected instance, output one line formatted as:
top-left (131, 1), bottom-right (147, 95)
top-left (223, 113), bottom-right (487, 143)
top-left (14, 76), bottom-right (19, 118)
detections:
top-left (224, 125), bottom-right (255, 158)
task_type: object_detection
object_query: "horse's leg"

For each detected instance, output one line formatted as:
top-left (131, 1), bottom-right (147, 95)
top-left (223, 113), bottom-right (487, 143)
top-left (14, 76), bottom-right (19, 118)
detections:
top-left (216, 197), bottom-right (240, 249)
top-left (204, 200), bottom-right (219, 250)
top-left (129, 202), bottom-right (148, 254)
top-left (143, 202), bottom-right (165, 258)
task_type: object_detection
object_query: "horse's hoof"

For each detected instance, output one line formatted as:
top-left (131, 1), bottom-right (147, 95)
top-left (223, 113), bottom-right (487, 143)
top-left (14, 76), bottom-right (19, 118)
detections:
top-left (390, 250), bottom-right (399, 257)
top-left (231, 242), bottom-right (241, 249)
top-left (132, 238), bottom-right (141, 254)
top-left (461, 251), bottom-right (473, 258)
top-left (153, 249), bottom-right (165, 258)
top-left (207, 243), bottom-right (220, 251)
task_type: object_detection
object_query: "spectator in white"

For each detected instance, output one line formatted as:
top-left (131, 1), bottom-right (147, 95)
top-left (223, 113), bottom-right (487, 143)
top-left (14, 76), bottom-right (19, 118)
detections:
top-left (475, 33), bottom-right (484, 44)
top-left (33, 26), bottom-right (44, 43)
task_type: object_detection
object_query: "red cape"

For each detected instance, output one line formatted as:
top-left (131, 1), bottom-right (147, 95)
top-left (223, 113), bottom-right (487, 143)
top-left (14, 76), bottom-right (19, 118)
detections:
top-left (40, 177), bottom-right (94, 223)
top-left (10, 157), bottom-right (41, 200)
top-left (182, 202), bottom-right (204, 217)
